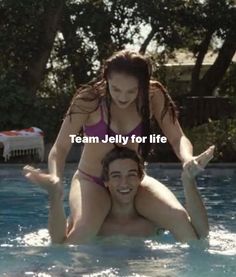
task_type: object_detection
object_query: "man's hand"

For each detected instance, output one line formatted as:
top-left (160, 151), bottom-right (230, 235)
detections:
top-left (182, 145), bottom-right (215, 180)
top-left (23, 165), bottom-right (62, 195)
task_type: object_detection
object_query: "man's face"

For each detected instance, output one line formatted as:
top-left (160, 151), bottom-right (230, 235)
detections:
top-left (105, 158), bottom-right (141, 204)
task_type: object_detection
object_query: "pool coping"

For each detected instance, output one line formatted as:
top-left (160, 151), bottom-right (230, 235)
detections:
top-left (0, 163), bottom-right (235, 177)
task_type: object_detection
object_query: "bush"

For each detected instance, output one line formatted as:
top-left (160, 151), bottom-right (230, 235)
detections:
top-left (185, 119), bottom-right (236, 162)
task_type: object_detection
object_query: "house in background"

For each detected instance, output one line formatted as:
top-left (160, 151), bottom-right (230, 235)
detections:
top-left (154, 51), bottom-right (236, 127)
top-left (156, 51), bottom-right (236, 98)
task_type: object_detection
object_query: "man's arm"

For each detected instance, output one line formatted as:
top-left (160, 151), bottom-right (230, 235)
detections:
top-left (181, 146), bottom-right (214, 239)
top-left (181, 172), bottom-right (209, 239)
top-left (23, 167), bottom-right (67, 243)
top-left (48, 189), bottom-right (67, 243)
top-left (23, 93), bottom-right (98, 244)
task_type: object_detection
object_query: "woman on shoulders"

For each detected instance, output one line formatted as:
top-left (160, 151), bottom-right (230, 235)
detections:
top-left (24, 50), bottom-right (205, 244)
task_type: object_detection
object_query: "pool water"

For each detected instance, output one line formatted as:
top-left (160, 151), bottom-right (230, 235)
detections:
top-left (0, 166), bottom-right (235, 277)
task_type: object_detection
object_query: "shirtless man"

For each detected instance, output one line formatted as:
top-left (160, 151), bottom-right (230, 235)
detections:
top-left (24, 145), bottom-right (214, 242)
top-left (98, 146), bottom-right (212, 238)
top-left (98, 147), bottom-right (159, 237)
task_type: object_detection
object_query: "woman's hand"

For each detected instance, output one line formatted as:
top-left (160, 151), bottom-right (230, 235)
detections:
top-left (182, 145), bottom-right (215, 180)
top-left (23, 165), bottom-right (62, 195)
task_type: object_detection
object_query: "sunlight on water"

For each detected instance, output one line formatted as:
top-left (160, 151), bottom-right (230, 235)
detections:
top-left (0, 170), bottom-right (235, 276)
top-left (208, 228), bottom-right (236, 256)
top-left (16, 228), bottom-right (50, 247)
top-left (0, 226), bottom-right (235, 277)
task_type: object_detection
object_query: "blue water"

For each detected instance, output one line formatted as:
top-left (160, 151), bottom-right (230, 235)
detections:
top-left (0, 166), bottom-right (236, 277)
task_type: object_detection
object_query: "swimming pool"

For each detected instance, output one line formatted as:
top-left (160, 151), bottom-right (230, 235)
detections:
top-left (0, 164), bottom-right (235, 277)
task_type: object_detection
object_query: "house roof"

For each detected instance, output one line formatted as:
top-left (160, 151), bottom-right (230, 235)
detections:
top-left (163, 51), bottom-right (236, 66)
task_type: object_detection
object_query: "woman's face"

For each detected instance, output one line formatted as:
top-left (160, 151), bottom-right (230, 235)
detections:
top-left (107, 72), bottom-right (139, 109)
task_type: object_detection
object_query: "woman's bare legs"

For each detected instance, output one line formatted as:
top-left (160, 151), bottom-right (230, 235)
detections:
top-left (135, 175), bottom-right (197, 242)
top-left (65, 171), bottom-right (111, 244)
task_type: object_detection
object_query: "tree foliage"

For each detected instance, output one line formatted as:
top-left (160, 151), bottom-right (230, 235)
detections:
top-left (0, 0), bottom-right (235, 143)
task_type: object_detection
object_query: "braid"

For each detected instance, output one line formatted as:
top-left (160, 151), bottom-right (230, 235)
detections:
top-left (105, 86), bottom-right (112, 136)
top-left (140, 90), bottom-right (151, 160)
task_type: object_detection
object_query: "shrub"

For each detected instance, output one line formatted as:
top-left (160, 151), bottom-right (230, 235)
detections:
top-left (185, 119), bottom-right (236, 162)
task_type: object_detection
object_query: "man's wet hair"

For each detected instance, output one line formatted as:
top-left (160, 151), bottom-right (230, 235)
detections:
top-left (101, 146), bottom-right (145, 182)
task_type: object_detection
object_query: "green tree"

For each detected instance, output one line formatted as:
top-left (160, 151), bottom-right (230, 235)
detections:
top-left (1, 0), bottom-right (235, 141)
top-left (125, 0), bottom-right (236, 96)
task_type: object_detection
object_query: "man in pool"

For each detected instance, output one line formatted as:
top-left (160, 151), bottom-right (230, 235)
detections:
top-left (24, 145), bottom-right (214, 243)
top-left (98, 146), bottom-right (212, 238)
top-left (98, 147), bottom-right (157, 237)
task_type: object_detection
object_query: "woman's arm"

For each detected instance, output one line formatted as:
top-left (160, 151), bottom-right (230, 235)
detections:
top-left (24, 91), bottom-right (99, 243)
top-left (48, 97), bottom-right (91, 181)
top-left (171, 135), bottom-right (193, 164)
top-left (23, 108), bottom-right (90, 243)
top-left (150, 84), bottom-right (193, 163)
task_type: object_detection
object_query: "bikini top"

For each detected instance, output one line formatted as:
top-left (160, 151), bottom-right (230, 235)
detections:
top-left (83, 104), bottom-right (142, 139)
